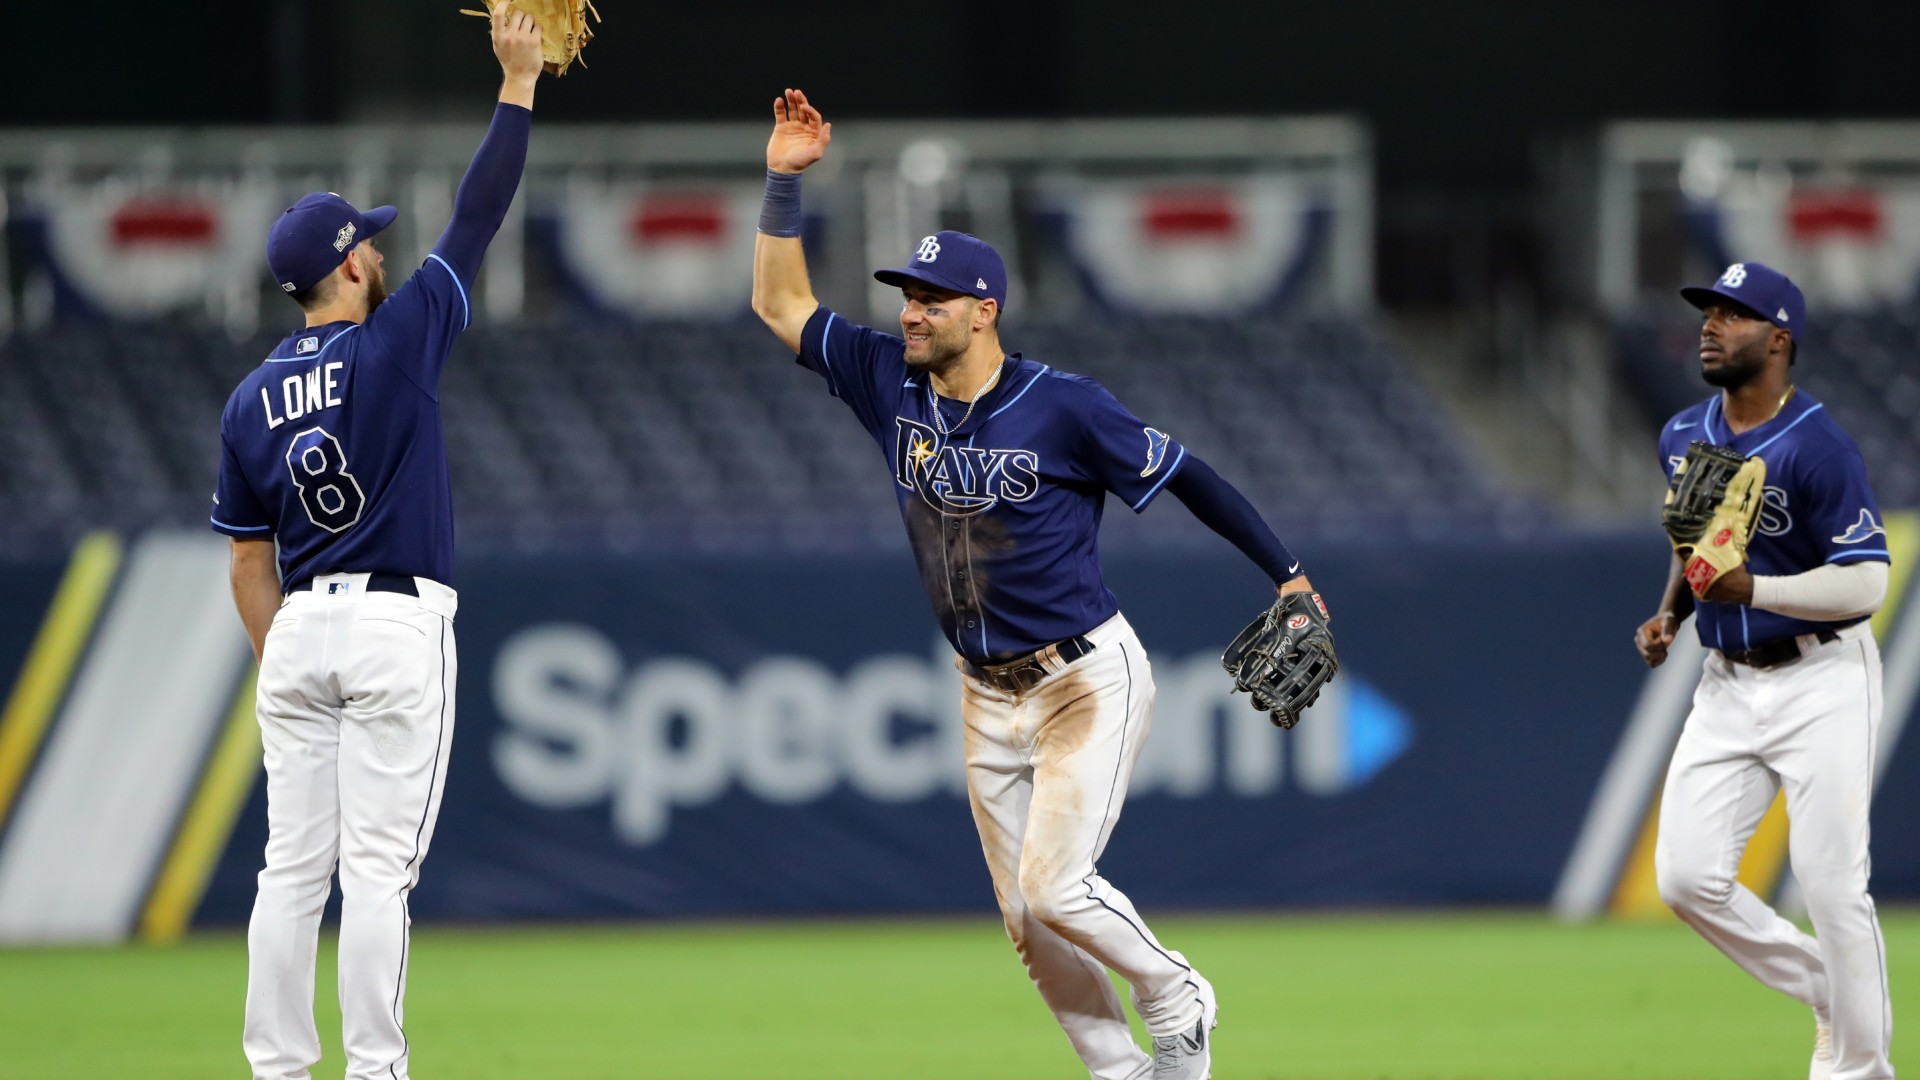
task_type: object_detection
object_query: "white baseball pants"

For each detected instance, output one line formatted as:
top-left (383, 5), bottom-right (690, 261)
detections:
top-left (244, 574), bottom-right (458, 1080)
top-left (1656, 622), bottom-right (1893, 1080)
top-left (962, 613), bottom-right (1209, 1080)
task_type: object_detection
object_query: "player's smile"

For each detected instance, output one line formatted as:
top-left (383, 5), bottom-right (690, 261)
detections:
top-left (898, 287), bottom-right (970, 368)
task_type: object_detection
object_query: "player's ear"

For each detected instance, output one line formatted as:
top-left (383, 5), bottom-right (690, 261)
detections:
top-left (974, 297), bottom-right (997, 332)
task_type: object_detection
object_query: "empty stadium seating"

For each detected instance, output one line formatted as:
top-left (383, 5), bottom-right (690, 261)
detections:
top-left (0, 316), bottom-right (1538, 556)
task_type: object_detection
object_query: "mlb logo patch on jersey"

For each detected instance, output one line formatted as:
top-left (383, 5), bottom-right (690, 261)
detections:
top-left (296, 336), bottom-right (320, 355)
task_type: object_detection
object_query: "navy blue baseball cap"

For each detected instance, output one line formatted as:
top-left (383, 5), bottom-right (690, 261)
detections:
top-left (266, 192), bottom-right (397, 294)
top-left (1681, 261), bottom-right (1806, 337)
top-left (874, 231), bottom-right (1009, 311)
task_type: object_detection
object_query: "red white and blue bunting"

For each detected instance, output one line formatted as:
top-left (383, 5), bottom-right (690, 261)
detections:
top-left (1043, 176), bottom-right (1330, 314)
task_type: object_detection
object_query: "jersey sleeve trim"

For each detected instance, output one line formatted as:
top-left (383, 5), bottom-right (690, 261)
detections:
top-left (1130, 444), bottom-right (1188, 511)
top-left (1828, 548), bottom-right (1891, 563)
top-left (425, 254), bottom-right (471, 329)
top-left (210, 516), bottom-right (273, 536)
top-left (817, 310), bottom-right (841, 396)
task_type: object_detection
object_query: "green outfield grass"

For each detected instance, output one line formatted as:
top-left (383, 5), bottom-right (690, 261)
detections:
top-left (1, 910), bottom-right (1910, 1079)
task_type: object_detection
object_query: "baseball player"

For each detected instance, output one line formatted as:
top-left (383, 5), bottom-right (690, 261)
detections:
top-left (210, 10), bottom-right (542, 1078)
top-left (752, 89), bottom-right (1323, 1080)
top-left (1635, 262), bottom-right (1894, 1080)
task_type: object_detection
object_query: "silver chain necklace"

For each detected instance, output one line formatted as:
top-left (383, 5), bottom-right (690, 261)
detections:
top-left (931, 362), bottom-right (1004, 436)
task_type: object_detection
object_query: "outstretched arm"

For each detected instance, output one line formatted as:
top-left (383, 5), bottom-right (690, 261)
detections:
top-left (1166, 454), bottom-right (1313, 598)
top-left (433, 6), bottom-right (544, 284)
top-left (752, 88), bottom-right (833, 352)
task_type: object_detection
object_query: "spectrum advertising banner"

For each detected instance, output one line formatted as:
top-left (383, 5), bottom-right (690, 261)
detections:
top-left (164, 536), bottom-right (1754, 925)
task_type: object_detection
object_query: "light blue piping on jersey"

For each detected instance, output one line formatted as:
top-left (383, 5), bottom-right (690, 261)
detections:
top-left (210, 517), bottom-right (271, 532)
top-left (1131, 444), bottom-right (1187, 511)
top-left (986, 366), bottom-right (1050, 420)
top-left (1748, 402), bottom-right (1824, 455)
top-left (264, 323), bottom-right (361, 363)
top-left (963, 430), bottom-right (989, 657)
top-left (818, 312), bottom-right (840, 396)
top-left (426, 254), bottom-right (470, 328)
top-left (1830, 548), bottom-right (1890, 561)
top-left (1704, 396), bottom-right (1825, 454)
top-left (1740, 606), bottom-right (1751, 651)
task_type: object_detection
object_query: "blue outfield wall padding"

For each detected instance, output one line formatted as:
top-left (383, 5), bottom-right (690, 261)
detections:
top-left (146, 532), bottom-right (1920, 923)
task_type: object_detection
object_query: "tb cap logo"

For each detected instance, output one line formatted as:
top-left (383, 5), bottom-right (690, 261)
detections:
top-left (1718, 263), bottom-right (1748, 289)
top-left (914, 236), bottom-right (941, 263)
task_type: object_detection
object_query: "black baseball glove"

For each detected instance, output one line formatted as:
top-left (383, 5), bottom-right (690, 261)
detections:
top-left (1221, 590), bottom-right (1338, 729)
top-left (1661, 440), bottom-right (1757, 547)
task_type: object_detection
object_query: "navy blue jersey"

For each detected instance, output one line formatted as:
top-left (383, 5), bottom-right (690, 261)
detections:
top-left (1659, 390), bottom-right (1890, 651)
top-left (797, 305), bottom-right (1188, 663)
top-left (212, 102), bottom-right (530, 591)
top-left (210, 257), bottom-right (470, 590)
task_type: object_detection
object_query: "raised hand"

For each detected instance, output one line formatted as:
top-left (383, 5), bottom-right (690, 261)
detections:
top-left (493, 4), bottom-right (544, 86)
top-left (767, 88), bottom-right (832, 175)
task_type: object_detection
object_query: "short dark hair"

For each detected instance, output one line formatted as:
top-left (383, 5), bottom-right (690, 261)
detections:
top-left (287, 274), bottom-right (335, 312)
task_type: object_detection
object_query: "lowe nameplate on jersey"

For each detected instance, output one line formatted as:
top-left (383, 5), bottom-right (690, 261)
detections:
top-left (492, 625), bottom-right (1413, 845)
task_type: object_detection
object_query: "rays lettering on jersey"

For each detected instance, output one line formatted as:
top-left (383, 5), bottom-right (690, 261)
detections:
top-left (892, 418), bottom-right (1040, 516)
top-left (1757, 486), bottom-right (1792, 537)
top-left (1668, 455), bottom-right (1792, 537)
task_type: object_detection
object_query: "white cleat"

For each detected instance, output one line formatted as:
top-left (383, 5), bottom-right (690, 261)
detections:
top-left (1809, 1015), bottom-right (1835, 1080)
top-left (1150, 973), bottom-right (1218, 1080)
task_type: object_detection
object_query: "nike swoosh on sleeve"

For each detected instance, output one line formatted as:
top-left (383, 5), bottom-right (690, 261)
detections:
top-left (1672, 420), bottom-right (1698, 430)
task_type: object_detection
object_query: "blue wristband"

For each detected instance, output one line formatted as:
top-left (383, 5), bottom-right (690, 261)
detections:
top-left (759, 169), bottom-right (803, 238)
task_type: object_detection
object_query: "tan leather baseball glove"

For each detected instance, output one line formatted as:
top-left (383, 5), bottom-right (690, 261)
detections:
top-left (459, 0), bottom-right (601, 76)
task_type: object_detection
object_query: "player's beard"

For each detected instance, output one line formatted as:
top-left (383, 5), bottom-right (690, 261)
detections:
top-left (901, 318), bottom-right (969, 376)
top-left (1700, 333), bottom-right (1767, 389)
top-left (364, 262), bottom-right (390, 315)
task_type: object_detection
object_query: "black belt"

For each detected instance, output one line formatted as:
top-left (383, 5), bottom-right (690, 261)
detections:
top-left (966, 635), bottom-right (1096, 694)
top-left (366, 572), bottom-right (420, 596)
top-left (1719, 625), bottom-right (1848, 669)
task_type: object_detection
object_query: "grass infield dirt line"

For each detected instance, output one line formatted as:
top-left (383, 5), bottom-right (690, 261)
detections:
top-left (0, 911), bottom-right (1911, 1079)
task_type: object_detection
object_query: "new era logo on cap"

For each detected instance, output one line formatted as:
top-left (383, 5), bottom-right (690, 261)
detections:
top-left (1680, 260), bottom-right (1806, 336)
top-left (874, 230), bottom-right (1010, 312)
